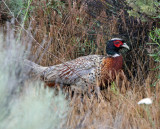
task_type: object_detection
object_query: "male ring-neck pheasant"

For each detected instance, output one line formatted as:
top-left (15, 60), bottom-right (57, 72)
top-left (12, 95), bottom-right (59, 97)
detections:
top-left (25, 38), bottom-right (129, 89)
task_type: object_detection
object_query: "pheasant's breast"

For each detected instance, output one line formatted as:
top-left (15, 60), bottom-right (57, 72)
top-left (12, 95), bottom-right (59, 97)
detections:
top-left (101, 55), bottom-right (123, 83)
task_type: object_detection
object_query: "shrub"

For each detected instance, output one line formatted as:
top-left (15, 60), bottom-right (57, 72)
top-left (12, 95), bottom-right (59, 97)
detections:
top-left (0, 25), bottom-right (69, 129)
top-left (149, 27), bottom-right (160, 84)
top-left (126, 0), bottom-right (160, 21)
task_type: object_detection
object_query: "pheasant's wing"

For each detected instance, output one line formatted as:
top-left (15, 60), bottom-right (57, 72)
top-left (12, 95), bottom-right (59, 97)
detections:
top-left (42, 55), bottom-right (104, 85)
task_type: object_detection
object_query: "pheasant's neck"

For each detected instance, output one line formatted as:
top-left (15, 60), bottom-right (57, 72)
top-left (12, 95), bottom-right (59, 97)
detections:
top-left (106, 48), bottom-right (120, 57)
top-left (108, 53), bottom-right (120, 57)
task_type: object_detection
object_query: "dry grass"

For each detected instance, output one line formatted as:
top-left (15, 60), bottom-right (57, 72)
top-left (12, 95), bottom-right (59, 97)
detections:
top-left (0, 0), bottom-right (160, 129)
top-left (66, 75), bottom-right (160, 129)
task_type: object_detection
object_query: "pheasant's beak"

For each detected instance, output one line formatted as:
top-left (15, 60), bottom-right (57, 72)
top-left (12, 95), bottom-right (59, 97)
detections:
top-left (121, 43), bottom-right (130, 50)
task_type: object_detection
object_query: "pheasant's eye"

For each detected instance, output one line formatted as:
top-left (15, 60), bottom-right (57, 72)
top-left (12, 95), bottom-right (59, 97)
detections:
top-left (113, 40), bottom-right (123, 47)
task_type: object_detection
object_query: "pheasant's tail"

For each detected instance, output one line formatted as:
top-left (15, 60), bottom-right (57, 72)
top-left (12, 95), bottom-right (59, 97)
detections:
top-left (23, 59), bottom-right (48, 77)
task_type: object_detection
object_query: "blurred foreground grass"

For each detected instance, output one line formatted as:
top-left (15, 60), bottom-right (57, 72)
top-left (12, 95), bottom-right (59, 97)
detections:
top-left (0, 26), bottom-right (69, 129)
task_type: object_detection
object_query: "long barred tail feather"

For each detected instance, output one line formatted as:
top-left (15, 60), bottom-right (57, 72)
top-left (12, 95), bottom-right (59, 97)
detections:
top-left (23, 59), bottom-right (48, 77)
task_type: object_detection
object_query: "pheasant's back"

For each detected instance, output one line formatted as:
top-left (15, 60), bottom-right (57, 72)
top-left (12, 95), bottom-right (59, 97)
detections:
top-left (42, 55), bottom-right (104, 86)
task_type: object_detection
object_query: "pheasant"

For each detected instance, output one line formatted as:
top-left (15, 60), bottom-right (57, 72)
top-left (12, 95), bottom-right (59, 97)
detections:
top-left (25, 38), bottom-right (129, 90)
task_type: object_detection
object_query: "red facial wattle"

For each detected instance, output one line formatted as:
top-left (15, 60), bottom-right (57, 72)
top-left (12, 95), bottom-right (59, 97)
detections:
top-left (113, 40), bottom-right (123, 48)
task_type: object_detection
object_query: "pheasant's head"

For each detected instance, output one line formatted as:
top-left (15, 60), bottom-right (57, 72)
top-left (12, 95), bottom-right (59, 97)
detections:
top-left (106, 38), bottom-right (130, 57)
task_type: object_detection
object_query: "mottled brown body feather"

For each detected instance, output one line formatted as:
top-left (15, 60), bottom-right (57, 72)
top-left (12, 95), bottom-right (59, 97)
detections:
top-left (44, 55), bottom-right (124, 88)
